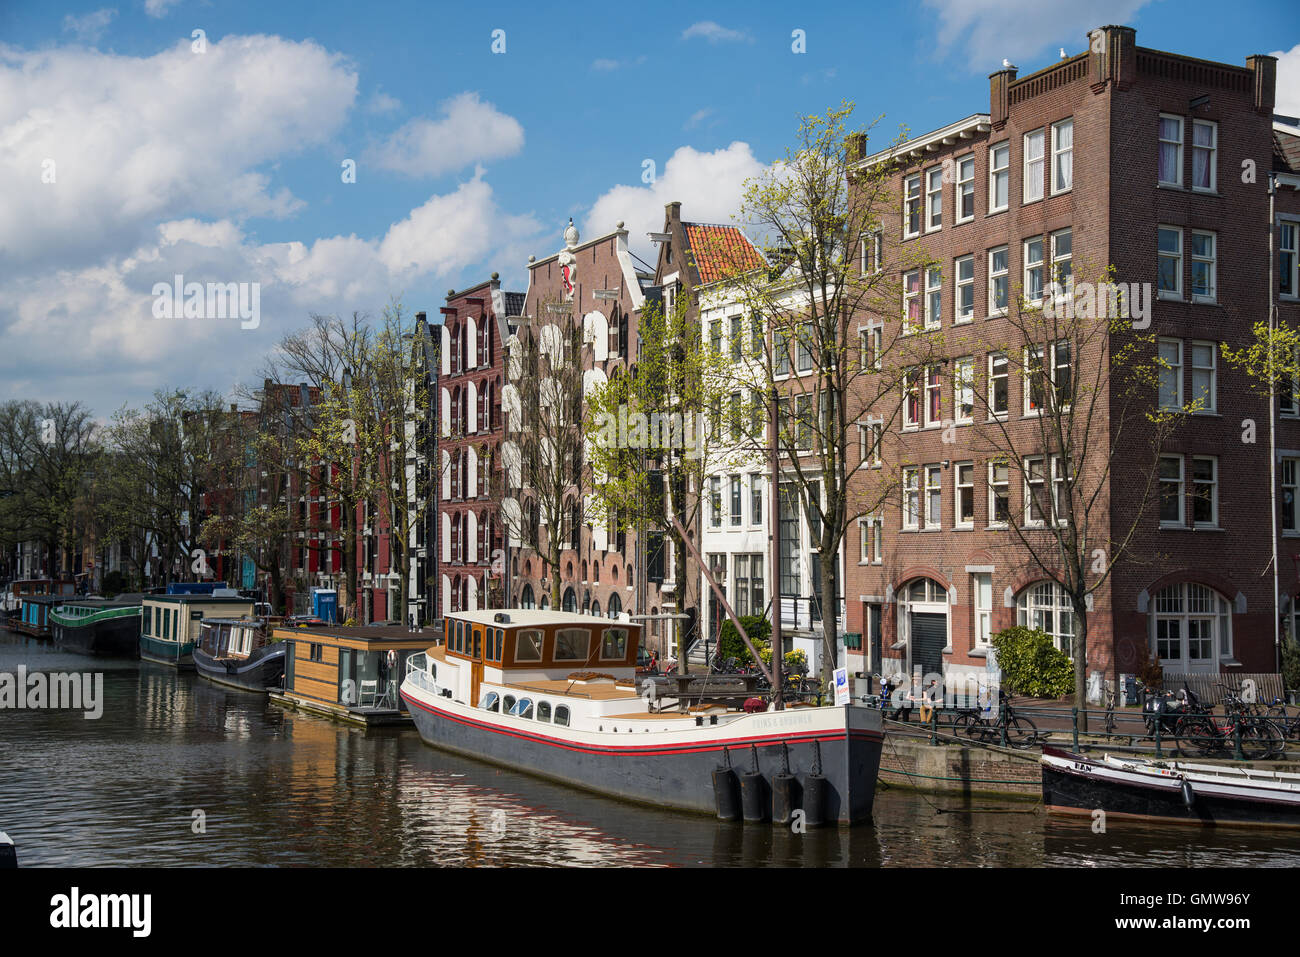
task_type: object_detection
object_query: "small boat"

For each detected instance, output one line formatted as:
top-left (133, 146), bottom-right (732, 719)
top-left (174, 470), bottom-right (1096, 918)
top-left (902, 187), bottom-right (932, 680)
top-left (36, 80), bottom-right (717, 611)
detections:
top-left (11, 595), bottom-right (62, 637)
top-left (49, 596), bottom-right (142, 657)
top-left (140, 593), bottom-right (255, 668)
top-left (2, 579), bottom-right (75, 618)
top-left (1041, 745), bottom-right (1300, 829)
top-left (400, 610), bottom-right (883, 825)
top-left (193, 617), bottom-right (285, 692)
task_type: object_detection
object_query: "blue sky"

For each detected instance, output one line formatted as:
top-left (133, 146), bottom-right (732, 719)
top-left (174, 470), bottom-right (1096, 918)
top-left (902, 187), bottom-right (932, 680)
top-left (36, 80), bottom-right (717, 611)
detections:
top-left (1, 0), bottom-right (1297, 415)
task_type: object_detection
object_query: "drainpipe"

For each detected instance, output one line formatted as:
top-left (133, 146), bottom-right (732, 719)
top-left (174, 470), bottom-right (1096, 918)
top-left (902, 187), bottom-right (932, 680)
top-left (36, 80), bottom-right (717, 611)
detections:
top-left (1269, 171), bottom-right (1282, 671)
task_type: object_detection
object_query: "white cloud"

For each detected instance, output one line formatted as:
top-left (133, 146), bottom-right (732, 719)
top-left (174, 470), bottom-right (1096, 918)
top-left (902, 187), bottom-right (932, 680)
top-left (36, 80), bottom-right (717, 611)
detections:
top-left (143, 0), bottom-right (181, 18)
top-left (923, 0), bottom-right (1152, 72)
top-left (368, 90), bottom-right (401, 114)
top-left (591, 58), bottom-right (620, 71)
top-left (62, 8), bottom-right (117, 44)
top-left (0, 35), bottom-right (358, 274)
top-left (684, 108), bottom-right (715, 130)
top-left (681, 21), bottom-right (752, 45)
top-left (365, 92), bottom-right (524, 178)
top-left (1274, 43), bottom-right (1300, 119)
top-left (585, 142), bottom-right (766, 262)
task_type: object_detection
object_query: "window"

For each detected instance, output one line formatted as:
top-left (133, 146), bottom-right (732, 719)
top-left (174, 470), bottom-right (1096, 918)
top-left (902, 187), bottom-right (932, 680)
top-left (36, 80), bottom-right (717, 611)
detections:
top-left (1051, 228), bottom-right (1072, 289)
top-left (1190, 341), bottom-right (1216, 413)
top-left (973, 573), bottom-right (992, 647)
top-left (1158, 338), bottom-right (1183, 409)
top-left (1191, 119), bottom-right (1216, 192)
top-left (1282, 222), bottom-right (1298, 297)
top-left (1025, 345), bottom-right (1044, 414)
top-left (1017, 581), bottom-right (1076, 657)
top-left (1025, 342), bottom-right (1072, 413)
top-left (1158, 114), bottom-right (1183, 187)
top-left (924, 266), bottom-right (942, 330)
top-left (988, 461), bottom-right (1010, 527)
top-left (859, 420), bottom-right (883, 468)
top-left (730, 314), bottom-right (742, 361)
top-left (509, 697), bottom-right (534, 719)
top-left (955, 463), bottom-right (975, 528)
top-left (709, 476), bottom-right (722, 527)
top-left (1158, 226), bottom-right (1182, 298)
top-left (1052, 341), bottom-right (1072, 408)
top-left (1152, 583), bottom-right (1231, 667)
top-left (956, 155), bottom-right (975, 222)
top-left (1024, 237), bottom-right (1044, 303)
top-left (988, 245), bottom-right (1008, 316)
top-left (1284, 458), bottom-right (1299, 533)
top-left (1051, 118), bottom-right (1073, 194)
top-left (536, 701), bottom-right (552, 722)
top-left (989, 352), bottom-right (1009, 417)
top-left (1283, 344), bottom-right (1300, 416)
top-left (856, 515), bottom-right (882, 564)
top-left (796, 322), bottom-right (813, 372)
top-left (555, 628), bottom-right (590, 661)
top-left (989, 142), bottom-right (1009, 212)
top-left (924, 366), bottom-right (942, 427)
top-left (515, 629), bottom-right (543, 662)
top-left (903, 467), bottom-right (920, 529)
top-left (903, 367), bottom-right (920, 429)
top-left (795, 393), bottom-right (813, 449)
top-left (1191, 456), bottom-right (1217, 527)
top-left (926, 166), bottom-right (943, 231)
top-left (1159, 455), bottom-right (1184, 526)
top-left (729, 391), bottom-right (742, 440)
top-left (1023, 129), bottom-right (1044, 204)
top-left (733, 554), bottom-right (764, 616)
top-left (861, 230), bottom-right (883, 275)
top-left (904, 173), bottom-right (921, 238)
top-left (954, 357), bottom-right (974, 424)
top-left (600, 627), bottom-right (628, 660)
top-left (481, 691), bottom-right (499, 712)
top-left (1190, 230), bottom-right (1216, 302)
top-left (775, 329), bottom-right (790, 375)
top-left (729, 475), bottom-right (742, 526)
top-left (752, 312), bottom-right (764, 355)
top-left (861, 323), bottom-right (883, 371)
top-left (924, 465), bottom-right (942, 529)
top-left (955, 255), bottom-right (974, 322)
top-left (903, 270), bottom-right (921, 334)
top-left (710, 320), bottom-right (721, 355)
top-left (1025, 457), bottom-right (1048, 526)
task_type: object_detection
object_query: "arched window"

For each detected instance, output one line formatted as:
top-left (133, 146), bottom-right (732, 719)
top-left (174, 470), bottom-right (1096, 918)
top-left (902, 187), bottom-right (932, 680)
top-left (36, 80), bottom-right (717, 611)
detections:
top-left (1150, 583), bottom-right (1231, 672)
top-left (562, 587), bottom-right (577, 613)
top-left (591, 599), bottom-right (601, 618)
top-left (520, 583), bottom-right (535, 609)
top-left (1016, 581), bottom-right (1076, 657)
top-left (608, 593), bottom-right (622, 619)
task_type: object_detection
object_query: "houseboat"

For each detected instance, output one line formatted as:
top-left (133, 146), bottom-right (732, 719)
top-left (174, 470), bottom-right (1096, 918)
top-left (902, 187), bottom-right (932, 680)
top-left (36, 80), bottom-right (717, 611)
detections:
top-left (49, 596), bottom-right (143, 657)
top-left (272, 623), bottom-right (431, 726)
top-left (1041, 746), bottom-right (1300, 829)
top-left (3, 579), bottom-right (75, 617)
top-left (194, 617), bottom-right (285, 692)
top-left (11, 595), bottom-right (63, 637)
top-left (400, 610), bottom-right (884, 826)
top-left (140, 594), bottom-right (254, 668)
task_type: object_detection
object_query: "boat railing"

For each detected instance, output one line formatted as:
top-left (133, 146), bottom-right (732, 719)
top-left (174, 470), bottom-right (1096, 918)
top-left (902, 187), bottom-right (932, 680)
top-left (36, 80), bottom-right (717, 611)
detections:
top-left (404, 653), bottom-right (437, 695)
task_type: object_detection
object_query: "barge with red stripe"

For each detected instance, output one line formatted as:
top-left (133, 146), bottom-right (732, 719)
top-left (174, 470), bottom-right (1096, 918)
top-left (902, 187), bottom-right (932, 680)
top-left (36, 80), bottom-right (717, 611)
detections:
top-left (399, 610), bottom-right (883, 825)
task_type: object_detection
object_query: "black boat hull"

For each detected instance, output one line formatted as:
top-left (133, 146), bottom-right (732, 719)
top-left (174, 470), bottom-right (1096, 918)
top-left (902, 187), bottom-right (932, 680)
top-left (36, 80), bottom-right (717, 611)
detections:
top-left (51, 616), bottom-right (140, 658)
top-left (193, 645), bottom-right (286, 693)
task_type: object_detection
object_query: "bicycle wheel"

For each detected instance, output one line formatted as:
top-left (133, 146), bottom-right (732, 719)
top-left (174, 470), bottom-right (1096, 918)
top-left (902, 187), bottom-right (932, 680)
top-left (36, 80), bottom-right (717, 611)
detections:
top-left (1004, 715), bottom-right (1038, 749)
top-left (952, 711), bottom-right (980, 735)
top-left (1241, 718), bottom-right (1284, 761)
top-left (1175, 714), bottom-right (1220, 757)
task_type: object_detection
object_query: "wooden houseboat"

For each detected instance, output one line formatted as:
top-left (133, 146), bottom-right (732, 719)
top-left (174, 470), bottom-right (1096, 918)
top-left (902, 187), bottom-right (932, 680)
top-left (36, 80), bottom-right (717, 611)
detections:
top-left (271, 623), bottom-right (432, 726)
top-left (400, 610), bottom-right (884, 826)
top-left (3, 579), bottom-right (75, 617)
top-left (140, 594), bottom-right (254, 668)
top-left (12, 595), bottom-right (63, 637)
top-left (194, 617), bottom-right (285, 693)
top-left (49, 596), bottom-right (143, 657)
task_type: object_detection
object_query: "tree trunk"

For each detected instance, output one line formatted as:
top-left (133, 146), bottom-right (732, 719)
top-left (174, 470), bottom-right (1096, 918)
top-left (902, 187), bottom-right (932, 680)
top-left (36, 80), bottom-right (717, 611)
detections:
top-left (674, 523), bottom-right (689, 674)
top-left (819, 547), bottom-right (838, 689)
top-left (1073, 601), bottom-right (1089, 734)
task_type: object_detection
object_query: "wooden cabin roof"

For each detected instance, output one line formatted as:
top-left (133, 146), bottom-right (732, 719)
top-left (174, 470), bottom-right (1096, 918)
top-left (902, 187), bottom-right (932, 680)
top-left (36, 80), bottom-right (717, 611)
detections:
top-left (446, 609), bottom-right (640, 630)
top-left (504, 678), bottom-right (640, 700)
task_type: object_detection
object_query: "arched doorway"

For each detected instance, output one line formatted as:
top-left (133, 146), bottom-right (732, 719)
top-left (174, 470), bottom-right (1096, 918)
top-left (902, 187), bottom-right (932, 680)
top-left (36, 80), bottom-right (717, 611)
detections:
top-left (897, 577), bottom-right (949, 680)
top-left (520, 583), bottom-right (535, 609)
top-left (1149, 582), bottom-right (1231, 674)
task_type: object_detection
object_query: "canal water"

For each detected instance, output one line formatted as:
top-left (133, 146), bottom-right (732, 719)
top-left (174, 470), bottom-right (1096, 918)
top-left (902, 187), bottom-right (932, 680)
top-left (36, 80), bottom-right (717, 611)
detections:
top-left (3, 629), bottom-right (1300, 867)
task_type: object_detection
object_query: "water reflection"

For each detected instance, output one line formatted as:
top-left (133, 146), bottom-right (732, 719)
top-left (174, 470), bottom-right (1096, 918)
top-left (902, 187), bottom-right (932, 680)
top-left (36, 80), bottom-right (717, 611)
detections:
top-left (4, 627), bottom-right (1300, 867)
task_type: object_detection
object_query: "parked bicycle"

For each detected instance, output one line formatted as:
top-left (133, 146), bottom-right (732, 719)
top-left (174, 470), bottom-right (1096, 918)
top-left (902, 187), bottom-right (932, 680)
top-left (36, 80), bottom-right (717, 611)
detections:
top-left (1174, 683), bottom-right (1284, 760)
top-left (952, 690), bottom-right (1041, 749)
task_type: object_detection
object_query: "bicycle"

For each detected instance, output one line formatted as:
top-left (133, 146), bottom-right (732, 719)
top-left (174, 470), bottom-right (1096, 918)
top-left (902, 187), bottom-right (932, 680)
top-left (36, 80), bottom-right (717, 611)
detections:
top-left (1175, 683), bottom-right (1283, 760)
top-left (1098, 681), bottom-right (1134, 746)
top-left (953, 690), bottom-right (1041, 749)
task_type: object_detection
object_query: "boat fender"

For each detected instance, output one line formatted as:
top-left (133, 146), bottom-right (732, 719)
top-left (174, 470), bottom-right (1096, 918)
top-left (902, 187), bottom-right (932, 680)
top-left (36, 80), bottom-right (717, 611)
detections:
top-left (712, 748), bottom-right (742, 821)
top-left (740, 745), bottom-right (769, 822)
top-left (772, 742), bottom-right (798, 825)
top-left (802, 740), bottom-right (828, 829)
top-left (1181, 777), bottom-right (1195, 809)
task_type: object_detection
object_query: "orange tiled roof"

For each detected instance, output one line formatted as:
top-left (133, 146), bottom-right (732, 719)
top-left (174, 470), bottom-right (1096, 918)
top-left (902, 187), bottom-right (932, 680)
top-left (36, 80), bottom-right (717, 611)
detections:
top-left (682, 223), bottom-right (765, 285)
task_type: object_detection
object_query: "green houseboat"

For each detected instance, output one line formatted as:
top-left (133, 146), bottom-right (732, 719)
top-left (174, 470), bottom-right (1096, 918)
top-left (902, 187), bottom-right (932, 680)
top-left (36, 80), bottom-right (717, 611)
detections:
top-left (50, 597), bottom-right (143, 657)
top-left (140, 594), bottom-right (254, 668)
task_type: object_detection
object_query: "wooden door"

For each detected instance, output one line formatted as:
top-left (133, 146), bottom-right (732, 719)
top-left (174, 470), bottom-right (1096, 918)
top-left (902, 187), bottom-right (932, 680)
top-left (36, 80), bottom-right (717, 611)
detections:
top-left (471, 625), bottom-right (485, 706)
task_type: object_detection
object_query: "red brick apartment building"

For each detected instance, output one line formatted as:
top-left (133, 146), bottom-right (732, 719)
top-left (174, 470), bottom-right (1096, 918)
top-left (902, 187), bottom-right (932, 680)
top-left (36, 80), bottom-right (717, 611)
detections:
top-left (504, 219), bottom-right (668, 640)
top-left (845, 25), bottom-right (1289, 688)
top-left (436, 277), bottom-right (522, 615)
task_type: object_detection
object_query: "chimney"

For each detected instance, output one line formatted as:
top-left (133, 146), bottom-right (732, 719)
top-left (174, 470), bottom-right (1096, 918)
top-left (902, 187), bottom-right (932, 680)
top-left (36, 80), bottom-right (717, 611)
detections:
top-left (415, 310), bottom-right (427, 324)
top-left (1089, 25), bottom-right (1137, 89)
top-left (1246, 54), bottom-right (1277, 114)
top-left (665, 200), bottom-right (681, 227)
top-left (989, 63), bottom-right (1017, 127)
top-left (846, 132), bottom-right (867, 163)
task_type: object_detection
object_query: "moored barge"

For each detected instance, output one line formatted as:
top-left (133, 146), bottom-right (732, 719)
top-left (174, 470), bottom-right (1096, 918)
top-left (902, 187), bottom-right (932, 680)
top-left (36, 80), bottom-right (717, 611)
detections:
top-left (400, 610), bottom-right (883, 825)
top-left (194, 617), bottom-right (285, 692)
top-left (49, 596), bottom-right (142, 657)
top-left (140, 594), bottom-right (255, 668)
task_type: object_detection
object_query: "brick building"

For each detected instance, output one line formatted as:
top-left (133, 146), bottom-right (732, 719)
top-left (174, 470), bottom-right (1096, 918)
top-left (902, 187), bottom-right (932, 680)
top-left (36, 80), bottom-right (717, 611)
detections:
top-left (845, 25), bottom-right (1285, 689)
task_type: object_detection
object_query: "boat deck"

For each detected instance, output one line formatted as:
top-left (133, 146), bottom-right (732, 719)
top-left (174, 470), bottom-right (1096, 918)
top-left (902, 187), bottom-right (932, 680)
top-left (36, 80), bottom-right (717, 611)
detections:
top-left (505, 678), bottom-right (640, 700)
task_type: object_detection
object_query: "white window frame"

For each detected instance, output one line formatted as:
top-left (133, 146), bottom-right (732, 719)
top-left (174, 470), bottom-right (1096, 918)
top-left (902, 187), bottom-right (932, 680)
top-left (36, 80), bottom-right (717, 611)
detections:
top-left (860, 322), bottom-right (883, 371)
top-left (955, 462), bottom-right (975, 529)
top-left (1159, 455), bottom-right (1185, 528)
top-left (1281, 220), bottom-right (1299, 299)
top-left (988, 245), bottom-right (1009, 317)
top-left (988, 460), bottom-right (1010, 528)
top-left (903, 269), bottom-right (920, 334)
top-left (903, 173), bottom-right (921, 239)
top-left (1158, 226), bottom-right (1183, 300)
top-left (955, 255), bottom-right (974, 323)
top-left (860, 515), bottom-right (883, 564)
top-left (903, 467), bottom-right (920, 529)
top-left (1158, 114), bottom-right (1184, 188)
top-left (1190, 455), bottom-right (1218, 528)
top-left (1051, 118), bottom-right (1073, 194)
top-left (861, 229), bottom-right (883, 276)
top-left (903, 367), bottom-right (920, 431)
top-left (924, 265), bottom-right (942, 330)
top-left (1023, 237), bottom-right (1044, 304)
top-left (1283, 458), bottom-right (1299, 534)
top-left (988, 351), bottom-right (1009, 419)
top-left (1190, 230), bottom-right (1216, 303)
top-left (1190, 340), bottom-right (1216, 414)
top-left (1023, 129), bottom-right (1045, 204)
top-left (924, 464), bottom-right (942, 529)
top-left (1050, 228), bottom-right (1072, 292)
top-left (858, 419), bottom-right (883, 468)
top-left (923, 365), bottom-right (942, 428)
top-left (954, 356), bottom-right (974, 425)
top-left (1024, 456), bottom-right (1047, 527)
top-left (955, 154), bottom-right (975, 224)
top-left (973, 573), bottom-right (993, 647)
top-left (1157, 337), bottom-right (1183, 410)
top-left (1191, 119), bottom-right (1217, 193)
top-left (925, 166), bottom-right (943, 232)
top-left (989, 141), bottom-right (1010, 213)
